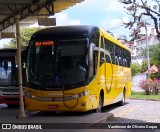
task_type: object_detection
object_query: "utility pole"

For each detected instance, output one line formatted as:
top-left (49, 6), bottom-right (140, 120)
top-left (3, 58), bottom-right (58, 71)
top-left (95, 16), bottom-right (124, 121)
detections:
top-left (159, 5), bottom-right (160, 30)
top-left (15, 15), bottom-right (26, 118)
top-left (144, 21), bottom-right (150, 80)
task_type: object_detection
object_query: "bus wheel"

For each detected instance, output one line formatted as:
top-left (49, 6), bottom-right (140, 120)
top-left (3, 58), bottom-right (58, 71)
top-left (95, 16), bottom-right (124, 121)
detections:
top-left (118, 90), bottom-right (125, 106)
top-left (96, 94), bottom-right (103, 113)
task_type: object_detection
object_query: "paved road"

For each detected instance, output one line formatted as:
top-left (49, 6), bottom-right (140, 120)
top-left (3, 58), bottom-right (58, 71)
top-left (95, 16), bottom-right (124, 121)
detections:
top-left (100, 99), bottom-right (160, 123)
top-left (0, 99), bottom-right (160, 132)
top-left (89, 99), bottom-right (160, 132)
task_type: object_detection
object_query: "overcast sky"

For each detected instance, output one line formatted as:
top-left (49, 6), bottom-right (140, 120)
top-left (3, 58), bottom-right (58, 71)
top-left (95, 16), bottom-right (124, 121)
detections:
top-left (0, 0), bottom-right (138, 48)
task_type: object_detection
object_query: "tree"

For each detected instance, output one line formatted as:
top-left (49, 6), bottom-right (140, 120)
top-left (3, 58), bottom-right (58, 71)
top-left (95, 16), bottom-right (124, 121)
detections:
top-left (131, 63), bottom-right (141, 76)
top-left (120, 0), bottom-right (160, 39)
top-left (4, 27), bottom-right (42, 48)
top-left (141, 60), bottom-right (148, 72)
top-left (141, 44), bottom-right (160, 74)
top-left (141, 44), bottom-right (160, 66)
top-left (150, 44), bottom-right (160, 66)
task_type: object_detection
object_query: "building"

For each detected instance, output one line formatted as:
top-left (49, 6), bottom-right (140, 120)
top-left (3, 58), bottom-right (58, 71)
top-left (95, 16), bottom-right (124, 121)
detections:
top-left (133, 33), bottom-right (159, 64)
top-left (118, 27), bottom-right (159, 64)
top-left (124, 41), bottom-right (136, 60)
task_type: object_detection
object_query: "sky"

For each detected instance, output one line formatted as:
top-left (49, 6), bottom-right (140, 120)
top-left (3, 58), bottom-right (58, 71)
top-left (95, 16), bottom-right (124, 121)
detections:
top-left (0, 0), bottom-right (134, 48)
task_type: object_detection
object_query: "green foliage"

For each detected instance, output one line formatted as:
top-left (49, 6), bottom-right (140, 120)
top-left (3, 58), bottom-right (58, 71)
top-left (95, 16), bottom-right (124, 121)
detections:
top-left (149, 44), bottom-right (160, 66)
top-left (4, 27), bottom-right (42, 48)
top-left (131, 63), bottom-right (141, 76)
top-left (141, 44), bottom-right (160, 66)
top-left (150, 73), bottom-right (158, 80)
top-left (141, 60), bottom-right (148, 73)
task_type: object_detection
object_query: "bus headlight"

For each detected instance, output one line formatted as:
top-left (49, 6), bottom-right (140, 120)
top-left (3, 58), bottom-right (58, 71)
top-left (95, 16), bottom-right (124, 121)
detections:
top-left (24, 90), bottom-right (90, 101)
top-left (72, 90), bottom-right (89, 99)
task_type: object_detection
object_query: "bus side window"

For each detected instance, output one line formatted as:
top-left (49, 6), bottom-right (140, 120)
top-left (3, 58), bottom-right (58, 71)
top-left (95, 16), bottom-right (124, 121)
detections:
top-left (115, 46), bottom-right (118, 56)
top-left (104, 39), bottom-right (111, 63)
top-left (115, 56), bottom-right (119, 65)
top-left (100, 36), bottom-right (105, 65)
top-left (111, 49), bottom-right (114, 64)
top-left (100, 51), bottom-right (105, 65)
top-left (21, 61), bottom-right (26, 68)
top-left (125, 51), bottom-right (131, 67)
top-left (123, 59), bottom-right (127, 67)
top-left (93, 51), bottom-right (98, 75)
top-left (105, 54), bottom-right (111, 63)
top-left (119, 57), bottom-right (122, 66)
top-left (3, 61), bottom-right (8, 75)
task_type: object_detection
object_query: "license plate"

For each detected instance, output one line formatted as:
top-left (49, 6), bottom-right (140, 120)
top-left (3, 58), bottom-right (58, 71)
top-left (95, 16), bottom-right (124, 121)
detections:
top-left (48, 104), bottom-right (59, 109)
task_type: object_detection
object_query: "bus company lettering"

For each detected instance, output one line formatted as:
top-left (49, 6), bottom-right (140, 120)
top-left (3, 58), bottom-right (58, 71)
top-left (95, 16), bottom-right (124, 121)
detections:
top-left (35, 41), bottom-right (54, 46)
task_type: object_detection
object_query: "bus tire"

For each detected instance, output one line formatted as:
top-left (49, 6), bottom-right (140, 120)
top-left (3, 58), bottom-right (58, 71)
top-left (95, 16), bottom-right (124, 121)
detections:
top-left (96, 94), bottom-right (103, 113)
top-left (118, 90), bottom-right (125, 106)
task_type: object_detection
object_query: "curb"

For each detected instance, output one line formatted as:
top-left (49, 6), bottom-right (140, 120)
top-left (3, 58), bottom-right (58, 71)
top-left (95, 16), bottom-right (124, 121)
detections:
top-left (92, 113), bottom-right (114, 123)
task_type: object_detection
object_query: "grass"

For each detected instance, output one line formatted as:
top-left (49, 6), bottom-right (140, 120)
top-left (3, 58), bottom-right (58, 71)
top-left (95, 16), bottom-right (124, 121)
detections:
top-left (130, 91), bottom-right (160, 101)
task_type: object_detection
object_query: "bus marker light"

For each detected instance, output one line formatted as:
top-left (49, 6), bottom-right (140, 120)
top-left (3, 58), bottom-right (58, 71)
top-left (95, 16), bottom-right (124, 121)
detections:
top-left (48, 104), bottom-right (59, 109)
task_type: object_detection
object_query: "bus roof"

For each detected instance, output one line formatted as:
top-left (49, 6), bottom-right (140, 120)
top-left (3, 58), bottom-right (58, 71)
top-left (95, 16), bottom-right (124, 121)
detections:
top-left (100, 29), bottom-right (130, 51)
top-left (0, 48), bottom-right (17, 51)
top-left (0, 46), bottom-right (27, 51)
top-left (30, 25), bottom-right (130, 52)
top-left (31, 25), bottom-right (99, 40)
top-left (0, 46), bottom-right (28, 58)
top-left (0, 48), bottom-right (16, 58)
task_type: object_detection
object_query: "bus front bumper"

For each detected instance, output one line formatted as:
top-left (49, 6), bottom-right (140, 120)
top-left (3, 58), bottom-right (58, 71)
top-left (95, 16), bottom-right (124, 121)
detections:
top-left (25, 96), bottom-right (90, 112)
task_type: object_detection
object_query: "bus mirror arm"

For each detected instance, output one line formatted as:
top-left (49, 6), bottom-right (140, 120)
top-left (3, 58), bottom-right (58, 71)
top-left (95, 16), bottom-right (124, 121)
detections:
top-left (100, 57), bottom-right (105, 65)
top-left (89, 43), bottom-right (96, 62)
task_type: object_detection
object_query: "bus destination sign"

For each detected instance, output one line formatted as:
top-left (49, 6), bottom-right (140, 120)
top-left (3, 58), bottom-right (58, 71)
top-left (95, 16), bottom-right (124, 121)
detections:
top-left (35, 41), bottom-right (54, 46)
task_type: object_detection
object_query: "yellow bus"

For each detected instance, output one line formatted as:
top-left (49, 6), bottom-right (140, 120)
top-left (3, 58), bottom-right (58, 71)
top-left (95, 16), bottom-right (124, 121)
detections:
top-left (25, 25), bottom-right (131, 112)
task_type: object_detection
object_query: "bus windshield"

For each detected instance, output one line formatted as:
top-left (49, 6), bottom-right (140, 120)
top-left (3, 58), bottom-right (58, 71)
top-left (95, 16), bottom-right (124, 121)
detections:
top-left (28, 38), bottom-right (88, 90)
top-left (0, 49), bottom-right (27, 87)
